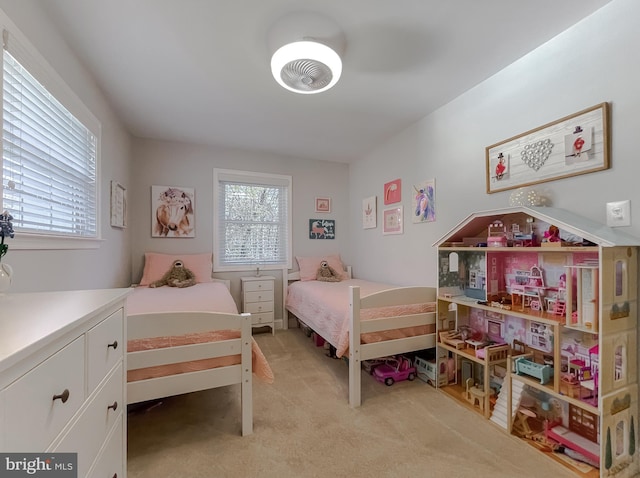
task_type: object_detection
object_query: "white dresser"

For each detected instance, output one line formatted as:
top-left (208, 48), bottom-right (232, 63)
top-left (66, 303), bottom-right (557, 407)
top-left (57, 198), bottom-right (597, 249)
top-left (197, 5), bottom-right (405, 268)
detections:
top-left (0, 288), bottom-right (131, 478)
top-left (240, 275), bottom-right (275, 335)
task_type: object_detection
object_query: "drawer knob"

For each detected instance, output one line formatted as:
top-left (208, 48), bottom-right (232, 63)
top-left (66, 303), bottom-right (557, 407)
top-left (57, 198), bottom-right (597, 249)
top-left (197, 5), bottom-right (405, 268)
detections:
top-left (112, 474), bottom-right (118, 478)
top-left (107, 340), bottom-right (118, 350)
top-left (108, 401), bottom-right (118, 412)
top-left (53, 389), bottom-right (70, 403)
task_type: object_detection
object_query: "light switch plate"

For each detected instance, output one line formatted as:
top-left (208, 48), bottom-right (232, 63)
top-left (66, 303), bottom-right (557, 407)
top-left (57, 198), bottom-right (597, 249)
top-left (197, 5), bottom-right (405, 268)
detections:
top-left (606, 200), bottom-right (631, 227)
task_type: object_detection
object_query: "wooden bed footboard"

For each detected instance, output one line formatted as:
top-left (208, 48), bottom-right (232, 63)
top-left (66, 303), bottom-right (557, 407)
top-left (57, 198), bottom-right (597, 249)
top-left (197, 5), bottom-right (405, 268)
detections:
top-left (348, 286), bottom-right (437, 407)
top-left (126, 311), bottom-right (253, 436)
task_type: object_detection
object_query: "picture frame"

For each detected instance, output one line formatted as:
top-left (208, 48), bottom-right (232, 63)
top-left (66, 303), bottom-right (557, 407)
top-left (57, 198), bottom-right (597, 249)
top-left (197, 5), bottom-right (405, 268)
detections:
top-left (151, 185), bottom-right (195, 238)
top-left (110, 181), bottom-right (127, 228)
top-left (315, 197), bottom-right (331, 213)
top-left (412, 179), bottom-right (436, 223)
top-left (362, 195), bottom-right (377, 229)
top-left (309, 219), bottom-right (335, 239)
top-left (382, 206), bottom-right (403, 235)
top-left (486, 102), bottom-right (610, 194)
top-left (383, 178), bottom-right (402, 205)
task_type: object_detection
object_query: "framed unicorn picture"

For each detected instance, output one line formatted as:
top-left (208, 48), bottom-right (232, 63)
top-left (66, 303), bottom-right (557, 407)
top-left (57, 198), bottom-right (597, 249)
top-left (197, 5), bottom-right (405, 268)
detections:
top-left (151, 185), bottom-right (195, 238)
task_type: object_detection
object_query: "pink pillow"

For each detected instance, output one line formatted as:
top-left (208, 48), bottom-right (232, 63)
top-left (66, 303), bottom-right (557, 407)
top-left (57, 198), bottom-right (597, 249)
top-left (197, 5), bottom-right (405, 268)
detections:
top-left (296, 255), bottom-right (346, 281)
top-left (139, 252), bottom-right (213, 286)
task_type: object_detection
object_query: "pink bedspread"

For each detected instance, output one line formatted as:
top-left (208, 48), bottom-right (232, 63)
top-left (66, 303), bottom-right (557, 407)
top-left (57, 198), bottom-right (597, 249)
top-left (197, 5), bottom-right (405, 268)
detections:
top-left (286, 279), bottom-right (435, 358)
top-left (127, 282), bottom-right (238, 315)
top-left (127, 284), bottom-right (274, 383)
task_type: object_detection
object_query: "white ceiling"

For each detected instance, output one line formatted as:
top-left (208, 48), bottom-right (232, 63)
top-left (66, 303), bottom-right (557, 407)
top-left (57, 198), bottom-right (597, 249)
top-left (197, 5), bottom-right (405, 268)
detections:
top-left (39, 0), bottom-right (613, 163)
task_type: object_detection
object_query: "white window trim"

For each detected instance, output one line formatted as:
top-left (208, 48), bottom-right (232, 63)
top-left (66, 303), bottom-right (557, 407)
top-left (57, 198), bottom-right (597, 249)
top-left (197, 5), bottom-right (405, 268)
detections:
top-left (10, 233), bottom-right (103, 251)
top-left (213, 168), bottom-right (292, 272)
top-left (1, 8), bottom-right (102, 247)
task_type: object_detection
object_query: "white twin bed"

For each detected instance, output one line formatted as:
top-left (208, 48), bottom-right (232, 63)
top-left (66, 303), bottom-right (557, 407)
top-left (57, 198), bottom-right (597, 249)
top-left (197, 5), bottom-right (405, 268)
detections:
top-left (126, 254), bottom-right (274, 436)
top-left (286, 256), bottom-right (437, 407)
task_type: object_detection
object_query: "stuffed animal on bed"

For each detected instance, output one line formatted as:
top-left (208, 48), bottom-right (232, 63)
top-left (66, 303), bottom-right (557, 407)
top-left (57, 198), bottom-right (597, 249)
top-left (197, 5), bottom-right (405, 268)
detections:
top-left (150, 259), bottom-right (196, 288)
top-left (316, 260), bottom-right (341, 282)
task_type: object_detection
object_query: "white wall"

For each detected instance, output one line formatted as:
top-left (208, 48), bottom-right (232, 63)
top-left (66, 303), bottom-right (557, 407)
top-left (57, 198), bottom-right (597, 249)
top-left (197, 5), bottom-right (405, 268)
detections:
top-left (349, 0), bottom-right (640, 286)
top-left (131, 138), bottom-right (349, 310)
top-left (0, 0), bottom-right (132, 292)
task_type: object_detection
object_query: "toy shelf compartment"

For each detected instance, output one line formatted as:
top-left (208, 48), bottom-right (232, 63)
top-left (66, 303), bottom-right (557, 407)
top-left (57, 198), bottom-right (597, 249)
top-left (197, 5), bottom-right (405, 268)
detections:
top-left (508, 358), bottom-right (599, 416)
top-left (438, 296), bottom-right (564, 326)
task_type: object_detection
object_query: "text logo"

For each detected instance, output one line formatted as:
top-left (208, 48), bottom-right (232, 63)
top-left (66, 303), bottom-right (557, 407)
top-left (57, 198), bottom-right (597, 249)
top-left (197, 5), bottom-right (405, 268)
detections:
top-left (0, 454), bottom-right (76, 478)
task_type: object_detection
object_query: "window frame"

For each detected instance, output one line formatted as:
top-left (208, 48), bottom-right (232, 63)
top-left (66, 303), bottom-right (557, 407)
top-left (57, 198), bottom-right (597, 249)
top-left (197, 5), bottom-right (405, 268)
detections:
top-left (213, 168), bottom-right (292, 272)
top-left (1, 11), bottom-right (102, 251)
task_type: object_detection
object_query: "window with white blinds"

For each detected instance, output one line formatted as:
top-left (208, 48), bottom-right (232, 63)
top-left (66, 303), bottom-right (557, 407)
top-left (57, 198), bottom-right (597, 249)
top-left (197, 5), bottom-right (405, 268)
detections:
top-left (214, 169), bottom-right (292, 271)
top-left (1, 26), bottom-right (99, 240)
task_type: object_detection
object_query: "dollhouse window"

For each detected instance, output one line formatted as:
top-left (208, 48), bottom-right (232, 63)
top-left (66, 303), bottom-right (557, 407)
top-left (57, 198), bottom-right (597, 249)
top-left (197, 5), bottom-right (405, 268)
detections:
top-left (449, 252), bottom-right (459, 272)
top-left (616, 420), bottom-right (625, 457)
top-left (615, 259), bottom-right (627, 298)
top-left (614, 344), bottom-right (625, 383)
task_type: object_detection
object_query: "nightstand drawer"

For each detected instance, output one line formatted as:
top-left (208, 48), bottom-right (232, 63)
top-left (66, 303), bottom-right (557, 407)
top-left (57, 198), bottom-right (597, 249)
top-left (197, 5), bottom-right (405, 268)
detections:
top-left (243, 280), bottom-right (274, 293)
top-left (245, 290), bottom-right (274, 303)
top-left (245, 302), bottom-right (274, 314)
top-left (252, 312), bottom-right (275, 325)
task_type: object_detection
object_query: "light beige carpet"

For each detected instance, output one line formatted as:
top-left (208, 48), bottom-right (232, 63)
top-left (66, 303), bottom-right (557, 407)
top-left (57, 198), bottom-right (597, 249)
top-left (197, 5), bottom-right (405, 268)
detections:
top-left (127, 328), bottom-right (576, 478)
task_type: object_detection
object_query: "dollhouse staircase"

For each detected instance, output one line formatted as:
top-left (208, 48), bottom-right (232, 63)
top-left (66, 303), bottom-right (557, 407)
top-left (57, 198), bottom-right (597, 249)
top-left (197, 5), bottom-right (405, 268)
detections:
top-left (490, 378), bottom-right (525, 430)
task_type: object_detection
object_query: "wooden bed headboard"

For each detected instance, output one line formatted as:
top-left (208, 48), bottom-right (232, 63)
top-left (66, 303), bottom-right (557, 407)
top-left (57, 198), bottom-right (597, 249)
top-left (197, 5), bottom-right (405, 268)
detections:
top-left (287, 265), bottom-right (353, 281)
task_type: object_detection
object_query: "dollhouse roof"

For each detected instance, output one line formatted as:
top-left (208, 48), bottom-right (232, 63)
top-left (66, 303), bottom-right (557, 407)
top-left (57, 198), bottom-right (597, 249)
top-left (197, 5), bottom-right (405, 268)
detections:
top-left (434, 206), bottom-right (640, 248)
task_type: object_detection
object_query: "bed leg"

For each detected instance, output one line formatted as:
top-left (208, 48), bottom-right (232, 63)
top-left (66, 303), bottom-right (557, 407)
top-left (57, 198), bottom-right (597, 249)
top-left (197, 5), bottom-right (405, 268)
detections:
top-left (349, 286), bottom-right (362, 408)
top-left (241, 313), bottom-right (253, 436)
top-left (349, 352), bottom-right (362, 408)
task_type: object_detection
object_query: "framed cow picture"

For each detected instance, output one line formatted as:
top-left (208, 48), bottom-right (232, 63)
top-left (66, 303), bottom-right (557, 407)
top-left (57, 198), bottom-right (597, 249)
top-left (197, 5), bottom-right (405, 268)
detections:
top-left (151, 185), bottom-right (195, 237)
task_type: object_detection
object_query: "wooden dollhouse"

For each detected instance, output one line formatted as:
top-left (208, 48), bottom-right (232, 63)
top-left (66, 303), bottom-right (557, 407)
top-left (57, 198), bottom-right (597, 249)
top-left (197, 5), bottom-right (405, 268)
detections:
top-left (434, 206), bottom-right (639, 478)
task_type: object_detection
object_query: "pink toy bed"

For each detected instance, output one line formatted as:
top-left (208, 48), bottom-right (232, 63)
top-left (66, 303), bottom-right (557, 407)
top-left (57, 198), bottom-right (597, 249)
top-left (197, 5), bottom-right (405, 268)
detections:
top-left (286, 257), bottom-right (436, 407)
top-left (126, 253), bottom-right (274, 436)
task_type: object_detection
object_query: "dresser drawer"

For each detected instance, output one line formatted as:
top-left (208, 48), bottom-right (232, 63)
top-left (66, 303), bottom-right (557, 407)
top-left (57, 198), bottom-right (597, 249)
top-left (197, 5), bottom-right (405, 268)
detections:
top-left (245, 302), bottom-right (274, 314)
top-left (3, 336), bottom-right (85, 451)
top-left (251, 312), bottom-right (274, 325)
top-left (53, 363), bottom-right (123, 477)
top-left (245, 289), bottom-right (274, 303)
top-left (88, 414), bottom-right (123, 478)
top-left (87, 308), bottom-right (124, 393)
top-left (243, 280), bottom-right (273, 293)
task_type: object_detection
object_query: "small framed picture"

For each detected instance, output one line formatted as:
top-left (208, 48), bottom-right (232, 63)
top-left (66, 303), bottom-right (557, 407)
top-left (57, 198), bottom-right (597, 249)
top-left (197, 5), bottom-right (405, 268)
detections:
top-left (110, 181), bottom-right (127, 228)
top-left (362, 196), bottom-right (377, 229)
top-left (309, 219), bottom-right (335, 239)
top-left (383, 178), bottom-right (401, 205)
top-left (383, 206), bottom-right (403, 235)
top-left (315, 197), bottom-right (331, 213)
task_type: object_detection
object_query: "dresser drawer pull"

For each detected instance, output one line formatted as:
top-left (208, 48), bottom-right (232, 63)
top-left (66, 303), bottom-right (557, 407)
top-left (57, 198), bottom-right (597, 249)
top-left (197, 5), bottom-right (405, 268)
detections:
top-left (112, 474), bottom-right (117, 478)
top-left (107, 340), bottom-right (118, 350)
top-left (108, 401), bottom-right (118, 412)
top-left (52, 389), bottom-right (70, 403)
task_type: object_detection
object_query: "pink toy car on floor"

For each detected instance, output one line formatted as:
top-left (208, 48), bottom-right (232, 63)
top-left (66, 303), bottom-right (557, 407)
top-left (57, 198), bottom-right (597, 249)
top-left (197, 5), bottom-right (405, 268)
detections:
top-left (373, 356), bottom-right (417, 386)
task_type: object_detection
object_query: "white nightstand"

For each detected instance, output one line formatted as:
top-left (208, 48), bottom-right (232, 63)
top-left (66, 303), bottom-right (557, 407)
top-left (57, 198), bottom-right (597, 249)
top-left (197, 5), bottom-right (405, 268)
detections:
top-left (241, 275), bottom-right (275, 335)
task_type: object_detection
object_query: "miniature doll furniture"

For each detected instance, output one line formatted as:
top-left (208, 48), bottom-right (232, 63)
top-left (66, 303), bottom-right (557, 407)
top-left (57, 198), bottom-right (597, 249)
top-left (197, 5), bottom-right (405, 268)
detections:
top-left (487, 220), bottom-right (507, 247)
top-left (465, 378), bottom-right (487, 412)
top-left (510, 265), bottom-right (546, 311)
top-left (513, 407), bottom-right (537, 438)
top-left (514, 356), bottom-right (553, 385)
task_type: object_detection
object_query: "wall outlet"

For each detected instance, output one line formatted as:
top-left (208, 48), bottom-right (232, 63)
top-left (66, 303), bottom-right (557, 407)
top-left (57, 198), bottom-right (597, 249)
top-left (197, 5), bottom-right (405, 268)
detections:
top-left (606, 200), bottom-right (631, 227)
